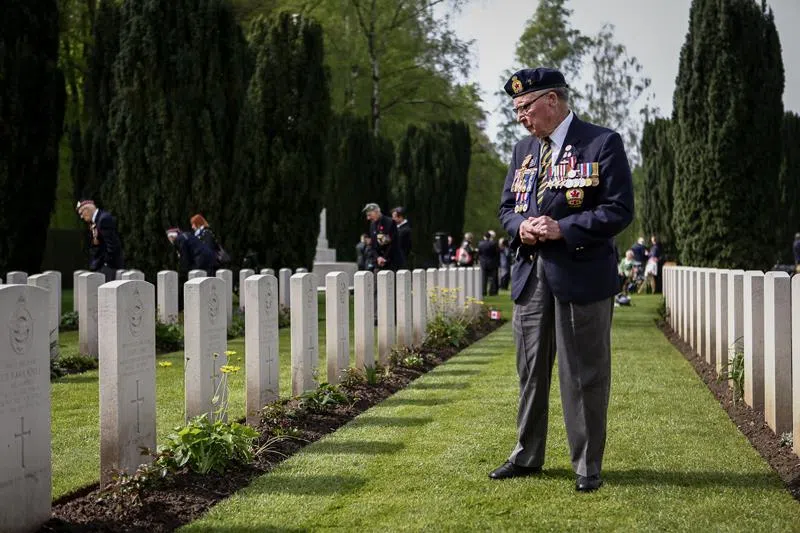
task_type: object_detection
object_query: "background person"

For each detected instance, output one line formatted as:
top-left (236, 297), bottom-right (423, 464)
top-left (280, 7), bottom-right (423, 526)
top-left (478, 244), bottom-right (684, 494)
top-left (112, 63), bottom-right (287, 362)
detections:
top-left (191, 213), bottom-right (229, 269)
top-left (364, 203), bottom-right (400, 272)
top-left (498, 237), bottom-right (511, 290)
top-left (76, 199), bottom-right (124, 282)
top-left (456, 232), bottom-right (475, 266)
top-left (392, 206), bottom-right (412, 269)
top-left (478, 231), bottom-right (500, 296)
top-left (166, 227), bottom-right (216, 276)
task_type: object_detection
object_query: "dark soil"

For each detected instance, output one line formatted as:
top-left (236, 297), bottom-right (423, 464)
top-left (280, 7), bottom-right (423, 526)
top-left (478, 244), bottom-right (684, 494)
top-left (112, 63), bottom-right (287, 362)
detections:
top-left (42, 318), bottom-right (505, 533)
top-left (658, 319), bottom-right (800, 502)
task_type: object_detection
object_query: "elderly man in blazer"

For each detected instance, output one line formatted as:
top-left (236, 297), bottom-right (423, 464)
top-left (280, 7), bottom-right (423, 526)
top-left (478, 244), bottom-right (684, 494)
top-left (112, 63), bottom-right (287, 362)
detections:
top-left (77, 200), bottom-right (125, 282)
top-left (491, 67), bottom-right (634, 492)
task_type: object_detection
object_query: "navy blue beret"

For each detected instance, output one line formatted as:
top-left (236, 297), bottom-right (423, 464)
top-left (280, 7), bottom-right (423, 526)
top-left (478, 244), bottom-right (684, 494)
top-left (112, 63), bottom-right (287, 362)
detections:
top-left (504, 67), bottom-right (568, 98)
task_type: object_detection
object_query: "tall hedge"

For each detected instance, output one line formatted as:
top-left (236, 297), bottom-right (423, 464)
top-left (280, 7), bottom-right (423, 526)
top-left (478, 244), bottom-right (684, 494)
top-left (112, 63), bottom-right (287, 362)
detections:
top-left (777, 112), bottom-right (800, 263)
top-left (324, 113), bottom-right (394, 262)
top-left (231, 13), bottom-right (329, 269)
top-left (0, 0), bottom-right (65, 273)
top-left (672, 0), bottom-right (783, 269)
top-left (640, 118), bottom-right (675, 256)
top-left (72, 0), bottom-right (120, 204)
top-left (395, 120), bottom-right (471, 266)
top-left (106, 0), bottom-right (249, 276)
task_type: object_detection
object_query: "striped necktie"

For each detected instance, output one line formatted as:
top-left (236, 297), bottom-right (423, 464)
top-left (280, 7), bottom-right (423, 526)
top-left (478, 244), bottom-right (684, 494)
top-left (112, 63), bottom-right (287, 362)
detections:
top-left (537, 137), bottom-right (553, 206)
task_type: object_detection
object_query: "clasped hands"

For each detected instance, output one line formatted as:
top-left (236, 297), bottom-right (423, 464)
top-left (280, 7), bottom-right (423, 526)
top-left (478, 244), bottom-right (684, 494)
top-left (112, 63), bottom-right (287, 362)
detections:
top-left (519, 216), bottom-right (562, 245)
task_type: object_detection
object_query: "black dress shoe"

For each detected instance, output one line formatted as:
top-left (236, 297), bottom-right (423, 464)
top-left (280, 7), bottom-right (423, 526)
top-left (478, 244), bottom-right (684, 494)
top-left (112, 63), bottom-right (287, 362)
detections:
top-left (488, 461), bottom-right (542, 480)
top-left (575, 474), bottom-right (603, 492)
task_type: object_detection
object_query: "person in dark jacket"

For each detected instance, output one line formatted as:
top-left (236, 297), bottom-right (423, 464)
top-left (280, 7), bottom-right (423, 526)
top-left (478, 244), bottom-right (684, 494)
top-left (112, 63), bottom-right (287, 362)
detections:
top-left (364, 203), bottom-right (401, 272)
top-left (631, 237), bottom-right (647, 265)
top-left (478, 231), bottom-right (500, 296)
top-left (191, 213), bottom-right (228, 269)
top-left (77, 200), bottom-right (125, 282)
top-left (392, 206), bottom-right (412, 269)
top-left (166, 227), bottom-right (216, 276)
top-left (498, 237), bottom-right (512, 290)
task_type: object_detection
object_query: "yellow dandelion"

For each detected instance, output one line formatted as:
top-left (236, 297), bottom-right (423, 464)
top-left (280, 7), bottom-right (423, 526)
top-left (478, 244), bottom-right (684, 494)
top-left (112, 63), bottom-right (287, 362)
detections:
top-left (224, 350), bottom-right (237, 357)
top-left (158, 361), bottom-right (173, 368)
top-left (220, 364), bottom-right (241, 374)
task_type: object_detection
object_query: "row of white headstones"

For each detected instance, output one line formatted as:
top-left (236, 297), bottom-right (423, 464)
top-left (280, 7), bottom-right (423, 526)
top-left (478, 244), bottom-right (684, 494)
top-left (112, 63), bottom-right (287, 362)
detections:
top-left (0, 266), bottom-right (483, 532)
top-left (662, 266), bottom-right (799, 454)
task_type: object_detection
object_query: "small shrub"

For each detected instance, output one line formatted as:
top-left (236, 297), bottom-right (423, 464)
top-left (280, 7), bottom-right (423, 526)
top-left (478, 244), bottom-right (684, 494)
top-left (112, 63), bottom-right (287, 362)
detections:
top-left (50, 359), bottom-right (65, 380)
top-left (156, 320), bottom-right (183, 353)
top-left (99, 455), bottom-right (169, 510)
top-left (227, 309), bottom-right (246, 338)
top-left (364, 364), bottom-right (380, 386)
top-left (425, 313), bottom-right (469, 349)
top-left (779, 432), bottom-right (793, 448)
top-left (157, 415), bottom-right (259, 474)
top-left (58, 353), bottom-right (99, 373)
top-left (339, 367), bottom-right (367, 389)
top-left (278, 304), bottom-right (290, 329)
top-left (719, 342), bottom-right (745, 403)
top-left (389, 345), bottom-right (426, 370)
top-left (60, 311), bottom-right (79, 331)
top-left (298, 383), bottom-right (349, 413)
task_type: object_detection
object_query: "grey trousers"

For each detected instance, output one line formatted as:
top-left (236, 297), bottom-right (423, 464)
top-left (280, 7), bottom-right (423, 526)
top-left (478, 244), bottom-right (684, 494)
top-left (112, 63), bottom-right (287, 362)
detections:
top-left (509, 259), bottom-right (614, 477)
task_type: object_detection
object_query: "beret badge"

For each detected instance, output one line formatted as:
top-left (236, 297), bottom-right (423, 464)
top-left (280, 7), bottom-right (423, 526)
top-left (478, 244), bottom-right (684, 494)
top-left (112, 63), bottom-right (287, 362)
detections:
top-left (511, 76), bottom-right (523, 95)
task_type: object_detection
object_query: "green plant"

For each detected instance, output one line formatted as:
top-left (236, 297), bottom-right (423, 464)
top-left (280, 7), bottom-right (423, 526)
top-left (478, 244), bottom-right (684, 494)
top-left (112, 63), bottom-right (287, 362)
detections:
top-left (60, 310), bottom-right (79, 331)
top-left (424, 313), bottom-right (469, 350)
top-left (298, 383), bottom-right (350, 413)
top-left (99, 453), bottom-right (170, 510)
top-left (340, 367), bottom-right (367, 389)
top-left (227, 309), bottom-right (246, 338)
top-left (57, 354), bottom-right (99, 374)
top-left (50, 359), bottom-right (65, 380)
top-left (390, 345), bottom-right (426, 370)
top-left (155, 320), bottom-right (183, 353)
top-left (719, 342), bottom-right (745, 403)
top-left (157, 415), bottom-right (259, 474)
top-left (364, 364), bottom-right (380, 386)
top-left (278, 304), bottom-right (291, 329)
top-left (779, 432), bottom-right (793, 448)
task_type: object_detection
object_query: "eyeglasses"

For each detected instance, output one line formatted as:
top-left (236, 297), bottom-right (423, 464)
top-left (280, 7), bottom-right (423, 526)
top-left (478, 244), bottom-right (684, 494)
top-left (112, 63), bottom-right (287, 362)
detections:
top-left (513, 91), bottom-right (552, 117)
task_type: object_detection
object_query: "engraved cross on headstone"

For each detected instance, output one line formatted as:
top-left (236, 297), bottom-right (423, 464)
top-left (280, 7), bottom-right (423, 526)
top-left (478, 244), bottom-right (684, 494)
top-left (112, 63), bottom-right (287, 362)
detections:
top-left (130, 379), bottom-right (145, 434)
top-left (14, 417), bottom-right (31, 468)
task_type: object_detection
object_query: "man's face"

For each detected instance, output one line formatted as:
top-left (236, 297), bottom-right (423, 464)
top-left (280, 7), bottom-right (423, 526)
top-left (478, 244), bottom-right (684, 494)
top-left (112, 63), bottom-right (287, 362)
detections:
top-left (366, 210), bottom-right (380, 222)
top-left (391, 212), bottom-right (402, 224)
top-left (167, 234), bottom-right (177, 244)
top-left (514, 90), bottom-right (556, 138)
top-left (78, 206), bottom-right (95, 223)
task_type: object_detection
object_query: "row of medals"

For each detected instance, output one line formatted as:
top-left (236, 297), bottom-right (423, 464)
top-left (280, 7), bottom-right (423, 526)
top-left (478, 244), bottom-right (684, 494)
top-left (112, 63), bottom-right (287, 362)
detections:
top-left (512, 149), bottom-right (600, 213)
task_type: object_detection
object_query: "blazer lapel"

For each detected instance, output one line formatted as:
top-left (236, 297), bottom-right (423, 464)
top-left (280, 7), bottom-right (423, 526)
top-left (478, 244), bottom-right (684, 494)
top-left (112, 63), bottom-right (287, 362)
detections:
top-left (539, 117), bottom-right (583, 214)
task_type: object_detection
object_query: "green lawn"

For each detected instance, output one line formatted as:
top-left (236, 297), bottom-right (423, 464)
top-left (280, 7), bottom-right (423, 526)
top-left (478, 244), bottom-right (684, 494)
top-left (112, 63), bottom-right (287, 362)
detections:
top-left (52, 293), bottom-right (350, 499)
top-left (179, 295), bottom-right (800, 532)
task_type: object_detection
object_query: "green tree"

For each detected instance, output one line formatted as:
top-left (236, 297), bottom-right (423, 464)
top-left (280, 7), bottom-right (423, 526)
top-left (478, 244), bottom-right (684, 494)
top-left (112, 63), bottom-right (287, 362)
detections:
top-left (639, 118), bottom-right (675, 257)
top-left (232, 12), bottom-right (329, 269)
top-left (106, 0), bottom-right (249, 276)
top-left (324, 114), bottom-right (394, 261)
top-left (672, 0), bottom-right (783, 269)
top-left (495, 0), bottom-right (654, 162)
top-left (777, 112), bottom-right (800, 263)
top-left (0, 0), bottom-right (66, 273)
top-left (395, 120), bottom-right (470, 266)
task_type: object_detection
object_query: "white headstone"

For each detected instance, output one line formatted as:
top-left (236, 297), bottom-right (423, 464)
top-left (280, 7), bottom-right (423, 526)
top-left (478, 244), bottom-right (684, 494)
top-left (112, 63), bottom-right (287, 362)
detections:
top-left (188, 269), bottom-right (206, 280)
top-left (27, 273), bottom-right (60, 361)
top-left (413, 269), bottom-right (427, 345)
top-left (6, 271), bottom-right (27, 285)
top-left (792, 275), bottom-right (800, 454)
top-left (456, 268), bottom-right (467, 310)
top-left (377, 270), bottom-right (396, 365)
top-left (296, 267), bottom-right (309, 274)
top-left (279, 268), bottom-right (292, 309)
top-left (448, 268), bottom-right (458, 315)
top-left (763, 271), bottom-right (792, 434)
top-left (290, 273), bottom-right (318, 395)
top-left (354, 271), bottom-right (375, 371)
top-left (714, 270), bottom-right (729, 375)
top-left (728, 270), bottom-right (745, 380)
top-left (688, 269), bottom-right (696, 349)
top-left (43, 270), bottom-right (62, 319)
top-left (121, 269), bottom-right (145, 281)
top-left (465, 266), bottom-right (474, 302)
top-left (73, 269), bottom-right (88, 312)
top-left (115, 269), bottom-right (125, 281)
top-left (426, 268), bottom-right (438, 320)
top-left (98, 280), bottom-right (156, 485)
top-left (260, 268), bottom-right (275, 276)
top-left (184, 277), bottom-right (228, 421)
top-left (78, 272), bottom-right (105, 358)
top-left (325, 272), bottom-right (349, 385)
top-left (396, 270), bottom-right (413, 347)
top-left (438, 267), bottom-right (448, 290)
top-left (0, 285), bottom-right (51, 532)
top-left (744, 271), bottom-right (765, 411)
top-left (157, 270), bottom-right (179, 324)
top-left (696, 269), bottom-right (706, 356)
top-left (239, 269), bottom-right (255, 310)
top-left (216, 269), bottom-right (233, 325)
top-left (704, 270), bottom-right (717, 367)
top-left (245, 275), bottom-right (279, 426)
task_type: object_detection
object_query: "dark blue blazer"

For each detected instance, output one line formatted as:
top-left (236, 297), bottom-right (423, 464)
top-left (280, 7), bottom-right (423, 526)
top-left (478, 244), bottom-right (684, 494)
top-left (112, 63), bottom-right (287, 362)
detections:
top-left (89, 209), bottom-right (125, 271)
top-left (175, 231), bottom-right (216, 274)
top-left (498, 115), bottom-right (634, 304)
